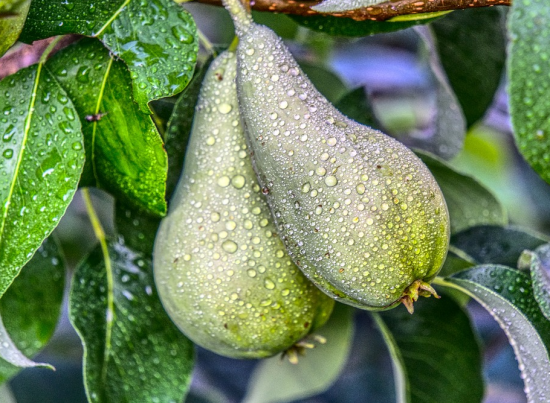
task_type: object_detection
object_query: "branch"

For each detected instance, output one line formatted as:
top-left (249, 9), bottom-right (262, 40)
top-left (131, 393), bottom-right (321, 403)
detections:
top-left (196, 0), bottom-right (510, 21)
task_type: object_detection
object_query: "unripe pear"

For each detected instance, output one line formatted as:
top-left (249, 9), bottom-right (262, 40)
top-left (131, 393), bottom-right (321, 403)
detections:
top-left (223, 0), bottom-right (450, 312)
top-left (153, 51), bottom-right (334, 359)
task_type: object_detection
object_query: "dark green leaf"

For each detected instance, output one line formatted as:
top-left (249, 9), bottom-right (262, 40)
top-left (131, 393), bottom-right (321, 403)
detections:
top-left (432, 8), bottom-right (506, 127)
top-left (417, 151), bottom-right (507, 234)
top-left (0, 63), bottom-right (84, 298)
top-left (335, 87), bottom-right (379, 128)
top-left (528, 243), bottom-right (550, 321)
top-left (69, 238), bottom-right (194, 403)
top-left (0, 0), bottom-right (30, 57)
top-left (242, 303), bottom-right (354, 403)
top-left (439, 247), bottom-right (475, 277)
top-left (299, 62), bottom-right (347, 104)
top-left (21, 0), bottom-right (198, 113)
top-left (508, 0), bottom-right (550, 186)
top-left (374, 294), bottom-right (483, 403)
top-left (114, 203), bottom-right (160, 256)
top-left (165, 58), bottom-right (211, 200)
top-left (451, 225), bottom-right (550, 267)
top-left (290, 14), bottom-right (443, 37)
top-left (45, 38), bottom-right (168, 216)
top-left (411, 27), bottom-right (465, 160)
top-left (438, 265), bottom-right (550, 403)
top-left (0, 236), bottom-right (65, 381)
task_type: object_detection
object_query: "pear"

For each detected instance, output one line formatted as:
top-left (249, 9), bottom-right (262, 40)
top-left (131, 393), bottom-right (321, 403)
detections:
top-left (222, 0), bottom-right (450, 312)
top-left (153, 51), bottom-right (334, 359)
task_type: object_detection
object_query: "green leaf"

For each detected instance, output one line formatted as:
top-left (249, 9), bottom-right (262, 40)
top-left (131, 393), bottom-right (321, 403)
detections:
top-left (0, 236), bottom-right (64, 381)
top-left (438, 247), bottom-right (475, 277)
top-left (437, 266), bottom-right (550, 403)
top-left (21, 0), bottom-right (199, 113)
top-left (508, 0), bottom-right (550, 186)
top-left (0, 0), bottom-right (30, 57)
top-left (242, 303), bottom-right (354, 403)
top-left (417, 151), bottom-right (507, 234)
top-left (412, 27), bottom-right (465, 160)
top-left (527, 244), bottom-right (550, 321)
top-left (432, 7), bottom-right (506, 127)
top-left (0, 63), bottom-right (84, 299)
top-left (290, 14), bottom-right (443, 37)
top-left (451, 225), bottom-right (550, 267)
top-left (69, 238), bottom-right (194, 403)
top-left (373, 294), bottom-right (483, 403)
top-left (114, 203), bottom-right (160, 256)
top-left (335, 87), bottom-right (379, 128)
top-left (165, 58), bottom-right (211, 200)
top-left (45, 38), bottom-right (168, 216)
top-left (299, 62), bottom-right (347, 104)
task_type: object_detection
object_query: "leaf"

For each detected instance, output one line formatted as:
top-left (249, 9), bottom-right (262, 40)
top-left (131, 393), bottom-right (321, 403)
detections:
top-left (242, 303), bottom-right (354, 403)
top-left (114, 203), bottom-right (160, 256)
top-left (410, 26), bottom-right (465, 160)
top-left (0, 0), bottom-right (30, 57)
top-left (0, 63), bottom-right (84, 299)
top-left (290, 14), bottom-right (443, 37)
top-left (335, 87), bottom-right (379, 128)
top-left (527, 244), bottom-right (550, 321)
top-left (373, 294), bottom-right (483, 403)
top-left (0, 236), bottom-right (64, 381)
top-left (165, 57), bottom-right (211, 200)
top-left (438, 247), bottom-right (475, 277)
top-left (431, 7), bottom-right (506, 127)
top-left (508, 0), bottom-right (550, 186)
top-left (45, 38), bottom-right (168, 216)
top-left (69, 238), bottom-right (194, 403)
top-left (451, 225), bottom-right (550, 267)
top-left (437, 266), bottom-right (550, 403)
top-left (417, 151), bottom-right (507, 234)
top-left (21, 0), bottom-right (198, 113)
top-left (299, 62), bottom-right (347, 104)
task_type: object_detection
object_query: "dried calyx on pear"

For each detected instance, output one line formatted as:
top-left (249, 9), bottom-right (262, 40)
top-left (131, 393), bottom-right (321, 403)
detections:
top-left (153, 50), bottom-right (334, 359)
top-left (222, 0), bottom-right (450, 313)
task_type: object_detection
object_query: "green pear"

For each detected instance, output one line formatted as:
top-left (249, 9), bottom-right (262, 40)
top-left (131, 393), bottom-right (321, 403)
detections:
top-left (223, 0), bottom-right (450, 312)
top-left (153, 51), bottom-right (334, 359)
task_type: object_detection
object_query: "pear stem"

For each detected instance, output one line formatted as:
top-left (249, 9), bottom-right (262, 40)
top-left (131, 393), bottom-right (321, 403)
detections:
top-left (399, 279), bottom-right (441, 314)
top-left (221, 0), bottom-right (253, 37)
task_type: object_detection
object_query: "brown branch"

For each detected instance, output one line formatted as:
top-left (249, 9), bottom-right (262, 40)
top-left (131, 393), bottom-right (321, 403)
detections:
top-left (196, 0), bottom-right (510, 21)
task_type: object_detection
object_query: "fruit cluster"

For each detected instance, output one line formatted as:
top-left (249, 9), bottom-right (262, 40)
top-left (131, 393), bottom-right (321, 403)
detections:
top-left (153, 0), bottom-right (450, 359)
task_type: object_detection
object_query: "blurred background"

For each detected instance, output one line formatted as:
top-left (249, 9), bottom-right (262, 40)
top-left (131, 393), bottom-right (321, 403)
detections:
top-left (2, 3), bottom-right (550, 402)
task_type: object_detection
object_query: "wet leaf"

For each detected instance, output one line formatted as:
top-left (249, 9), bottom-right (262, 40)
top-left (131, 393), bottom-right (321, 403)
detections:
top-left (438, 265), bottom-right (550, 403)
top-left (508, 0), bottom-right (550, 186)
top-left (0, 0), bottom-right (30, 57)
top-left (21, 0), bottom-right (198, 113)
top-left (69, 238), bottom-right (194, 403)
top-left (418, 151), bottom-right (507, 234)
top-left (0, 63), bottom-right (84, 299)
top-left (374, 294), bottom-right (483, 403)
top-left (242, 303), bottom-right (354, 403)
top-left (432, 7), bottom-right (506, 127)
top-left (46, 38), bottom-right (168, 216)
top-left (451, 225), bottom-right (550, 267)
top-left (526, 243), bottom-right (550, 321)
top-left (0, 236), bottom-right (64, 381)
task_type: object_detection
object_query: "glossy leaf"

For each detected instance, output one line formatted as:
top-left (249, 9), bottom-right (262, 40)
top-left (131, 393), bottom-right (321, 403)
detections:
top-left (508, 0), bottom-right (550, 186)
top-left (242, 303), bottom-right (354, 403)
top-left (0, 0), bottom-right (30, 57)
top-left (374, 294), bottom-right (483, 403)
top-left (411, 27), bottom-right (465, 160)
top-left (438, 266), bottom-right (550, 403)
top-left (418, 151), bottom-right (507, 234)
top-left (451, 225), bottom-right (550, 267)
top-left (114, 203), bottom-right (160, 256)
top-left (69, 238), bottom-right (194, 403)
top-left (335, 87), bottom-right (379, 128)
top-left (290, 15), bottom-right (443, 37)
top-left (45, 38), bottom-right (168, 216)
top-left (0, 236), bottom-right (64, 381)
top-left (527, 244), bottom-right (550, 321)
top-left (165, 57), bottom-right (211, 199)
top-left (0, 63), bottom-right (84, 299)
top-left (438, 247), bottom-right (475, 277)
top-left (432, 7), bottom-right (506, 127)
top-left (21, 0), bottom-right (198, 113)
